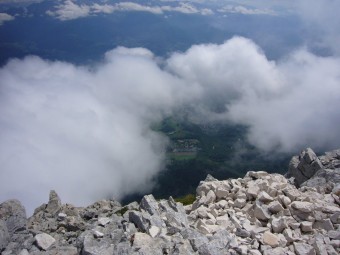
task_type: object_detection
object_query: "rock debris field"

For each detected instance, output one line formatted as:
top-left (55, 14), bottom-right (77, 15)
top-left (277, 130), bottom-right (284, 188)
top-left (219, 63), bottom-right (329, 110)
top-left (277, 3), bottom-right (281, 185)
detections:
top-left (1, 148), bottom-right (340, 255)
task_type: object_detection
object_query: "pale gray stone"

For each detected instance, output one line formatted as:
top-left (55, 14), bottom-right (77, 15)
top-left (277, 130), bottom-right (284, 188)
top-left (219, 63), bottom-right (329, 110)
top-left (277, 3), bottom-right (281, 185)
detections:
top-left (263, 231), bottom-right (279, 247)
top-left (97, 217), bottom-right (111, 227)
top-left (268, 201), bottom-right (284, 214)
top-left (0, 199), bottom-right (27, 235)
top-left (0, 219), bottom-right (10, 250)
top-left (254, 201), bottom-right (271, 221)
top-left (46, 190), bottom-right (61, 215)
top-left (301, 221), bottom-right (313, 232)
top-left (271, 217), bottom-right (287, 233)
top-left (328, 230), bottom-right (340, 240)
top-left (140, 194), bottom-right (159, 216)
top-left (314, 219), bottom-right (334, 231)
top-left (290, 201), bottom-right (314, 213)
top-left (258, 191), bottom-right (274, 203)
top-left (294, 242), bottom-right (316, 255)
top-left (148, 225), bottom-right (160, 238)
top-left (34, 233), bottom-right (56, 251)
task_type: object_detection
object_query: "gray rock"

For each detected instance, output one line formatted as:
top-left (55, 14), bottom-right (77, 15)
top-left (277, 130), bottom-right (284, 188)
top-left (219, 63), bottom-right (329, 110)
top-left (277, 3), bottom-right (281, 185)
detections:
top-left (263, 231), bottom-right (279, 247)
top-left (287, 148), bottom-right (323, 187)
top-left (34, 233), bottom-right (56, 251)
top-left (254, 201), bottom-right (271, 221)
top-left (129, 211), bottom-right (149, 232)
top-left (0, 219), bottom-right (10, 250)
top-left (294, 242), bottom-right (316, 255)
top-left (0, 199), bottom-right (27, 236)
top-left (46, 190), bottom-right (62, 215)
top-left (82, 232), bottom-right (113, 255)
top-left (140, 194), bottom-right (159, 216)
top-left (314, 219), bottom-right (334, 231)
top-left (271, 217), bottom-right (287, 233)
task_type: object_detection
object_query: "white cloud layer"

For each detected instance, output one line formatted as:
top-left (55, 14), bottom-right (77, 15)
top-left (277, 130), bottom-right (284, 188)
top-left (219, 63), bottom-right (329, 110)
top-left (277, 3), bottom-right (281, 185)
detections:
top-left (1, 37), bottom-right (340, 213)
top-left (46, 0), bottom-right (213, 20)
top-left (1, 0), bottom-right (340, 214)
top-left (218, 5), bottom-right (276, 15)
top-left (0, 12), bottom-right (15, 25)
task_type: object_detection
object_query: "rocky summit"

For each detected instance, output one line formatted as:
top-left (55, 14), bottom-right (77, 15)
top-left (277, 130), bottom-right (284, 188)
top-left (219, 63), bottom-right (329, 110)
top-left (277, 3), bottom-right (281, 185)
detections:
top-left (1, 148), bottom-right (340, 255)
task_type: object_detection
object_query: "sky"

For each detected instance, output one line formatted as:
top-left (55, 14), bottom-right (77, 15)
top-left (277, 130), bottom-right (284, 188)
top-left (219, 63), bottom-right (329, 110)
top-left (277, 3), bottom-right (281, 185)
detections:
top-left (0, 0), bottom-right (340, 214)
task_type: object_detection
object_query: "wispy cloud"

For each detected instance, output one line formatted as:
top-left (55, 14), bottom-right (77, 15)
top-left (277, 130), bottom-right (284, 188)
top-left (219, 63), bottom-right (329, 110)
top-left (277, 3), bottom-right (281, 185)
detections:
top-left (0, 12), bottom-right (15, 25)
top-left (46, 0), bottom-right (90, 21)
top-left (46, 0), bottom-right (213, 21)
top-left (218, 5), bottom-right (276, 16)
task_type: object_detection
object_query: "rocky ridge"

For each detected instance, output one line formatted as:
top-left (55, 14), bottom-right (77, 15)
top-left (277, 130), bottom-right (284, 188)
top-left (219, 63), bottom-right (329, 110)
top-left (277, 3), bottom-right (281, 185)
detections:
top-left (1, 148), bottom-right (340, 255)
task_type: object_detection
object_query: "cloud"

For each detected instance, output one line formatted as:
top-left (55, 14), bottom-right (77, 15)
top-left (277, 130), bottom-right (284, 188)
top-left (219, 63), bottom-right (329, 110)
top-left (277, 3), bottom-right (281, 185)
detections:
top-left (0, 48), bottom-right (200, 214)
top-left (46, 0), bottom-right (213, 20)
top-left (218, 5), bottom-right (276, 16)
top-left (46, 0), bottom-right (90, 21)
top-left (0, 12), bottom-right (15, 25)
top-left (166, 38), bottom-right (340, 153)
top-left (1, 37), bottom-right (340, 213)
top-left (296, 0), bottom-right (340, 55)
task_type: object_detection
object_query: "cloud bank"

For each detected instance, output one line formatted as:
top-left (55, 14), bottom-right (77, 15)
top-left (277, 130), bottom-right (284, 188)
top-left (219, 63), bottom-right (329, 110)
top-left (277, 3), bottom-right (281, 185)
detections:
top-left (218, 5), bottom-right (276, 16)
top-left (1, 37), bottom-right (340, 213)
top-left (46, 0), bottom-right (213, 21)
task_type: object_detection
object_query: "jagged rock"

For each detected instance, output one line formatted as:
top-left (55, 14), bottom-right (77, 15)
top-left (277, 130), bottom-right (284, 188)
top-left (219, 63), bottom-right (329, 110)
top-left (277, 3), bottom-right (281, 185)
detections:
top-left (1, 148), bottom-right (340, 255)
top-left (290, 201), bottom-right (314, 213)
top-left (268, 201), bottom-right (284, 214)
top-left (271, 217), bottom-right (287, 233)
top-left (300, 221), bottom-right (313, 232)
top-left (82, 232), bottom-right (113, 255)
top-left (34, 233), bottom-right (56, 251)
top-left (287, 148), bottom-right (323, 187)
top-left (0, 220), bottom-right (10, 250)
top-left (0, 199), bottom-right (27, 235)
top-left (254, 201), bottom-right (271, 221)
top-left (294, 242), bottom-right (316, 255)
top-left (46, 190), bottom-right (62, 215)
top-left (140, 194), bottom-right (159, 216)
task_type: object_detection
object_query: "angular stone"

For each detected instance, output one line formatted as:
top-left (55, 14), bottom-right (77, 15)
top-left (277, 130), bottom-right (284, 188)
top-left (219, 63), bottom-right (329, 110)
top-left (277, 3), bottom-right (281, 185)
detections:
top-left (271, 217), bottom-right (288, 233)
top-left (263, 231), bottom-right (279, 247)
top-left (46, 190), bottom-right (62, 215)
top-left (93, 230), bottom-right (104, 238)
top-left (301, 221), bottom-right (313, 232)
top-left (215, 188), bottom-right (229, 199)
top-left (268, 201), bottom-right (284, 214)
top-left (98, 217), bottom-right (111, 227)
top-left (258, 191), bottom-right (274, 203)
top-left (205, 190), bottom-right (216, 204)
top-left (0, 199), bottom-right (27, 235)
top-left (140, 194), bottom-right (159, 216)
top-left (291, 201), bottom-right (314, 213)
top-left (254, 201), bottom-right (271, 221)
top-left (294, 242), bottom-right (316, 255)
top-left (283, 188), bottom-right (301, 201)
top-left (314, 234), bottom-right (328, 255)
top-left (314, 219), bottom-right (334, 231)
top-left (234, 198), bottom-right (246, 209)
top-left (129, 211), bottom-right (148, 232)
top-left (83, 232), bottom-right (114, 255)
top-left (34, 233), bottom-right (56, 251)
top-left (247, 185), bottom-right (260, 199)
top-left (148, 225), bottom-right (160, 238)
top-left (328, 230), bottom-right (340, 240)
top-left (247, 171), bottom-right (269, 179)
top-left (0, 220), bottom-right (10, 250)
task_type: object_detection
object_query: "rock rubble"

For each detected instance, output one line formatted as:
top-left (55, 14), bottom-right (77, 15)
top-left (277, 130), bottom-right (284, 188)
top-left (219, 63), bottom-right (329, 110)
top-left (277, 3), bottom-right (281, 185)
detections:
top-left (1, 148), bottom-right (340, 255)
